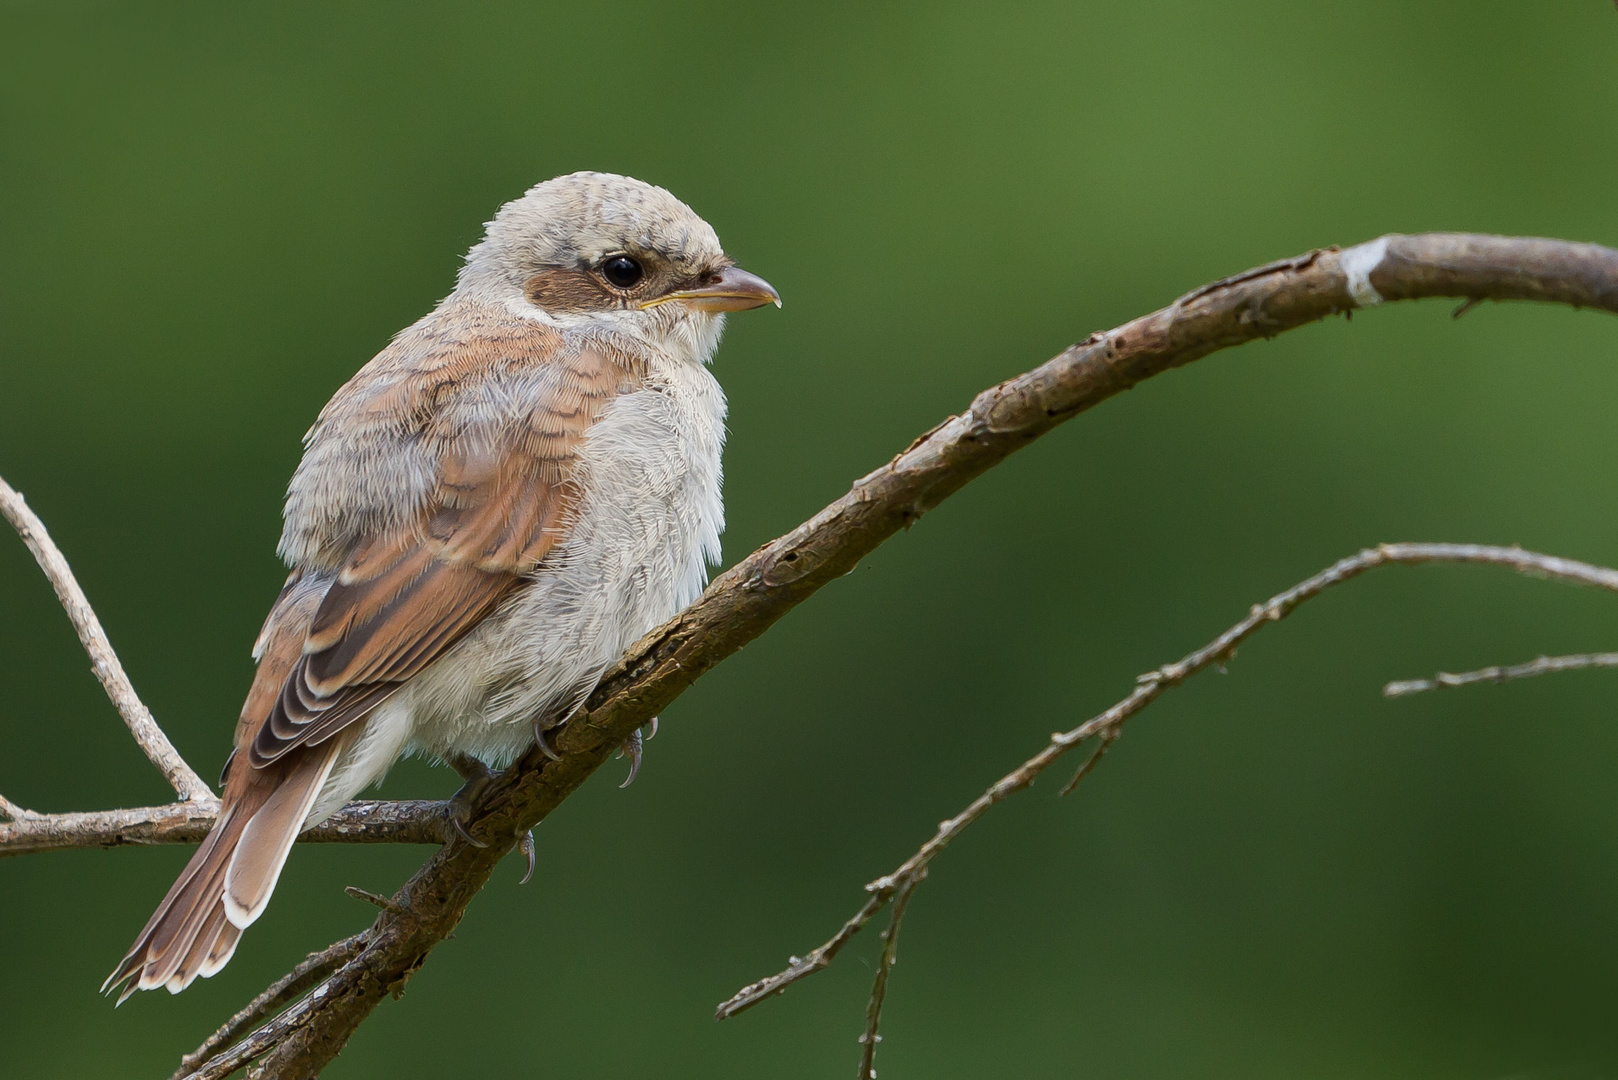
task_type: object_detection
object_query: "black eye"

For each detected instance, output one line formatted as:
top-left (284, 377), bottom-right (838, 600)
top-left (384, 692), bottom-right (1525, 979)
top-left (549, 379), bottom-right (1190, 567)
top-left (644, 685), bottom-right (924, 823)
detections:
top-left (601, 255), bottom-right (643, 288)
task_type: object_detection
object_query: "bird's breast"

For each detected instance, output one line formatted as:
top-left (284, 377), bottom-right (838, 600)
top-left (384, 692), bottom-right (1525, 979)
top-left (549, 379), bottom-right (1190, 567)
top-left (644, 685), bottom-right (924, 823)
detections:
top-left (402, 361), bottom-right (727, 764)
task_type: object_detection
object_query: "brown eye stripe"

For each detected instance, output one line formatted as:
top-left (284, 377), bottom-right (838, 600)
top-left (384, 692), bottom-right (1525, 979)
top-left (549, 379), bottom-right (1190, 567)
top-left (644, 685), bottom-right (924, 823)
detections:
top-left (522, 268), bottom-right (620, 313)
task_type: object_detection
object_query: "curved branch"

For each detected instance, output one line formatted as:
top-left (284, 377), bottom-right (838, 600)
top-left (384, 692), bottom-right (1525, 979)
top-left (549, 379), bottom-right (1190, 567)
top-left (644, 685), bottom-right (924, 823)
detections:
top-left (0, 799), bottom-right (449, 859)
top-left (0, 475), bottom-right (213, 801)
top-left (715, 542), bottom-right (1618, 1043)
top-left (149, 233), bottom-right (1618, 1076)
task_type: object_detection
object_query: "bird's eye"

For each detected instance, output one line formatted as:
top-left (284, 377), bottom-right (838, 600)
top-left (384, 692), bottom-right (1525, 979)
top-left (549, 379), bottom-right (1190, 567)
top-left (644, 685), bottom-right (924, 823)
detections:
top-left (601, 255), bottom-right (644, 289)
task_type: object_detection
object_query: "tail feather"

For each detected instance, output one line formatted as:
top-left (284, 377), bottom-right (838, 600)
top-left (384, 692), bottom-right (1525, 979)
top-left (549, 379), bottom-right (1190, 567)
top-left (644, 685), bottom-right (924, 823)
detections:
top-left (102, 800), bottom-right (253, 1001)
top-left (164, 900), bottom-right (229, 994)
top-left (141, 846), bottom-right (234, 992)
top-left (225, 745), bottom-right (340, 928)
top-left (103, 741), bottom-right (340, 1001)
top-left (200, 920), bottom-right (243, 979)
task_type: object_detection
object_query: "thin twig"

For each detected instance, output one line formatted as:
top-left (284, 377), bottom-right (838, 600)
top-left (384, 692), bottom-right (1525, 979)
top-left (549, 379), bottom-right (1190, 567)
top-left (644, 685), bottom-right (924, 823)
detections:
top-left (0, 799), bottom-right (449, 859)
top-left (717, 542), bottom-right (1618, 1022)
top-left (1384, 650), bottom-right (1618, 697)
top-left (0, 474), bottom-right (213, 801)
top-left (171, 933), bottom-right (369, 1080)
top-left (850, 727), bottom-right (1118, 1070)
top-left (717, 895), bottom-right (890, 1020)
top-left (857, 871), bottom-right (921, 1080)
top-left (344, 886), bottom-right (407, 916)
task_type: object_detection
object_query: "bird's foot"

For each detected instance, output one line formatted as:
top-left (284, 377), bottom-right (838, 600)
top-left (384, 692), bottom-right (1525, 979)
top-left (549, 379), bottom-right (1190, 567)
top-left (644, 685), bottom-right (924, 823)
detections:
top-left (445, 752), bottom-right (496, 848)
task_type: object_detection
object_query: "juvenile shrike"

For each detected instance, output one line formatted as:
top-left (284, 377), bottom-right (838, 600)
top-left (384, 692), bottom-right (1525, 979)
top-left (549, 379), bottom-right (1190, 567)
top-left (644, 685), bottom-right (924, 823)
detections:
top-left (105, 172), bottom-right (779, 1000)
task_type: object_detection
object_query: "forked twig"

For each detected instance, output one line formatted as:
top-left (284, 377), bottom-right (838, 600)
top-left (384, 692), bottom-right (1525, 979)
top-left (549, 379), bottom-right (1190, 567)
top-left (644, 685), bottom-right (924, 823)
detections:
top-left (856, 872), bottom-right (921, 1080)
top-left (0, 474), bottom-right (213, 802)
top-left (718, 542), bottom-right (1618, 1066)
top-left (1384, 650), bottom-right (1618, 697)
top-left (171, 933), bottom-right (369, 1080)
top-left (0, 475), bottom-right (457, 857)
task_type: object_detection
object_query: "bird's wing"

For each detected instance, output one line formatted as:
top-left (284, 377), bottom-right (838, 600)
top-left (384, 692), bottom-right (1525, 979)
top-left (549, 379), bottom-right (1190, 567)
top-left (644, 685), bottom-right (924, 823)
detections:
top-left (106, 322), bottom-right (647, 1000)
top-left (246, 337), bottom-right (642, 768)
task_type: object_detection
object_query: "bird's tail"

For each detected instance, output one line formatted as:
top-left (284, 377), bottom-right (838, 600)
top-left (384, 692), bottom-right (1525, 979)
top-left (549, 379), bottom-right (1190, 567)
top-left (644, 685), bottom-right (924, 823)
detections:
top-left (103, 741), bottom-right (341, 1003)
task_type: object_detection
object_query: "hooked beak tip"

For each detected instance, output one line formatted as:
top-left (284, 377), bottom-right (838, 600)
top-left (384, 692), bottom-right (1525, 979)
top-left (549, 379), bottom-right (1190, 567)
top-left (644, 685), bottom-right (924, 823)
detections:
top-left (647, 265), bottom-right (780, 313)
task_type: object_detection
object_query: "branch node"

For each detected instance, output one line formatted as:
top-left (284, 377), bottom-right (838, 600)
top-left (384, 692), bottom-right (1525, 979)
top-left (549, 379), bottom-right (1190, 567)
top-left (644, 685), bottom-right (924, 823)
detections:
top-left (0, 794), bottom-right (37, 822)
top-left (1058, 726), bottom-right (1121, 797)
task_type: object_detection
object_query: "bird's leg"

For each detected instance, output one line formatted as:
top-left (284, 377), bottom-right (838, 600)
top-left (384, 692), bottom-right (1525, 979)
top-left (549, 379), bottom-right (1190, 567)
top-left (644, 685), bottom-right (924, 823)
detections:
top-left (446, 752), bottom-right (496, 785)
top-left (444, 752), bottom-right (495, 848)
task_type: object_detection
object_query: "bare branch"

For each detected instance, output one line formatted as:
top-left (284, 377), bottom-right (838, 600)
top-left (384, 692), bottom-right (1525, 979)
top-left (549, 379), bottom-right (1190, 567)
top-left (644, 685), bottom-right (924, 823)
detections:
top-left (0, 799), bottom-right (448, 859)
top-left (0, 474), bottom-right (213, 801)
top-left (1385, 651), bottom-right (1618, 697)
top-left (717, 542), bottom-right (1618, 1026)
top-left (171, 934), bottom-right (369, 1080)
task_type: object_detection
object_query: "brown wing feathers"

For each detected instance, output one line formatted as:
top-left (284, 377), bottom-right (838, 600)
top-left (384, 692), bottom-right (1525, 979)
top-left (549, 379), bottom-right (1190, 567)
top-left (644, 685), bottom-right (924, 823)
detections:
top-left (249, 362), bottom-right (607, 766)
top-left (106, 323), bottom-right (641, 1000)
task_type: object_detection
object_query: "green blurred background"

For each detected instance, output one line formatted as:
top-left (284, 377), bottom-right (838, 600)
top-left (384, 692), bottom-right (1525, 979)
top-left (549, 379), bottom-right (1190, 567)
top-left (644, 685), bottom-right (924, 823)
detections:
top-left (4, 3), bottom-right (1618, 1077)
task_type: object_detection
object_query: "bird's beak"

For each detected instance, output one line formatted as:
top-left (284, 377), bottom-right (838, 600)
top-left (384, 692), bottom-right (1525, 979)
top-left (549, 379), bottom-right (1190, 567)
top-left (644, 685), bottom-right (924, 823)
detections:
top-left (643, 265), bottom-right (781, 312)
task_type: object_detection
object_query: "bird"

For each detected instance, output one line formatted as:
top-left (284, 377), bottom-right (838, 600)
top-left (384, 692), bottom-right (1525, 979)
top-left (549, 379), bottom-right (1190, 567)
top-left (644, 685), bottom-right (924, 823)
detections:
top-left (103, 171), bottom-right (779, 1002)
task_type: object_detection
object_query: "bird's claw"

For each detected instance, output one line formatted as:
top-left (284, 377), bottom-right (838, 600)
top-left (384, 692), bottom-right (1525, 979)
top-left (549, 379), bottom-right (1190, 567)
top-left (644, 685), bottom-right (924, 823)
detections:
top-left (449, 805), bottom-right (489, 848)
top-left (518, 830), bottom-right (536, 885)
top-left (617, 730), bottom-right (642, 788)
top-left (445, 753), bottom-right (495, 848)
top-left (532, 720), bottom-right (562, 762)
top-left (615, 719), bottom-right (656, 788)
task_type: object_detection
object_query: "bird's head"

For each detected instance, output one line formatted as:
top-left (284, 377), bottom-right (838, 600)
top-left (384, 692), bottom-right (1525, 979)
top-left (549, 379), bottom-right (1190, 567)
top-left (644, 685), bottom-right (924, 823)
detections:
top-left (457, 171), bottom-right (779, 361)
